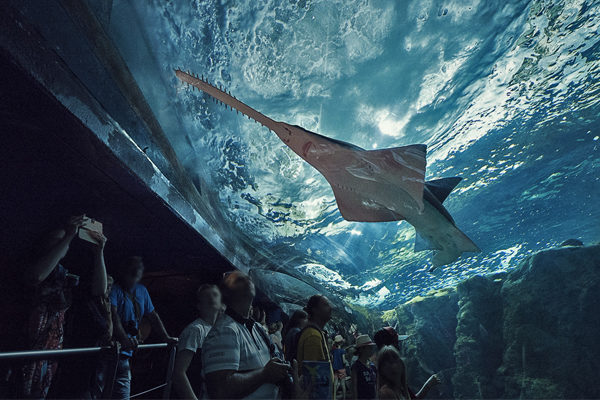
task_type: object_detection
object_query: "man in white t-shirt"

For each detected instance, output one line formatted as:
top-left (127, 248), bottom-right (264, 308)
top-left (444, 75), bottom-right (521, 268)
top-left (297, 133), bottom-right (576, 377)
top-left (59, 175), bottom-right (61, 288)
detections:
top-left (173, 284), bottom-right (222, 399)
top-left (202, 271), bottom-right (291, 399)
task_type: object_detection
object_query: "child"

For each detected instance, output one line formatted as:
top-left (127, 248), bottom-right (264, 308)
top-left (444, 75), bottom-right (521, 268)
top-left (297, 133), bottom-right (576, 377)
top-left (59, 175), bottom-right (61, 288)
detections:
top-left (350, 335), bottom-right (377, 400)
top-left (377, 346), bottom-right (440, 400)
top-left (332, 335), bottom-right (347, 400)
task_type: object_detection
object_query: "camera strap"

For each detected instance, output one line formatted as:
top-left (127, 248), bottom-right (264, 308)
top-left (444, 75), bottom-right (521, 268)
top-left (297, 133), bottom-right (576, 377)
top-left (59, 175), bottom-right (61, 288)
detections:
top-left (255, 323), bottom-right (284, 360)
top-left (117, 284), bottom-right (143, 336)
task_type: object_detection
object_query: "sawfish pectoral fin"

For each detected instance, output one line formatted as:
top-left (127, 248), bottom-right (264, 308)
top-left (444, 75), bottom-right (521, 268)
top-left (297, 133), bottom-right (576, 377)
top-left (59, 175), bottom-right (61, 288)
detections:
top-left (331, 185), bottom-right (405, 222)
top-left (456, 228), bottom-right (481, 253)
top-left (360, 145), bottom-right (428, 212)
top-left (432, 251), bottom-right (461, 266)
top-left (414, 232), bottom-right (442, 252)
top-left (430, 227), bottom-right (481, 266)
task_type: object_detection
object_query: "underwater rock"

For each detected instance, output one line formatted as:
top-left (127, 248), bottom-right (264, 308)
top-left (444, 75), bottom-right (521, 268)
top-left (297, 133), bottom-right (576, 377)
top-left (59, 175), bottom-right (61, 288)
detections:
top-left (394, 287), bottom-right (458, 399)
top-left (452, 273), bottom-right (505, 398)
top-left (394, 244), bottom-right (600, 399)
top-left (497, 244), bottom-right (600, 399)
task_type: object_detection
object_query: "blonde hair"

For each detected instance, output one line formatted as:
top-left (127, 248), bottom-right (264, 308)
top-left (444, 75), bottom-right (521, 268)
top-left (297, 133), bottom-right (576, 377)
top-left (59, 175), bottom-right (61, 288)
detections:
top-left (376, 345), bottom-right (411, 400)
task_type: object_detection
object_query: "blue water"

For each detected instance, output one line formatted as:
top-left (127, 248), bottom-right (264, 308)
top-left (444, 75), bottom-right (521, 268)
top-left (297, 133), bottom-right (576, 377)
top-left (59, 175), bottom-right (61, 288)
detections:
top-left (105, 0), bottom-right (599, 309)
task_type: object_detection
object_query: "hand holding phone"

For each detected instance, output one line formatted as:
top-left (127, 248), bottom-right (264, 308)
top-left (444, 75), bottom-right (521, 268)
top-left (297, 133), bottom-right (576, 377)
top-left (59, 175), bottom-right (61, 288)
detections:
top-left (78, 217), bottom-right (104, 245)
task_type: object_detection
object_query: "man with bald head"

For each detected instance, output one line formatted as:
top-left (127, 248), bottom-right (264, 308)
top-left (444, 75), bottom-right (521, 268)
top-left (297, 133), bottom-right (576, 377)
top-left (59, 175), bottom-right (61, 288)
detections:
top-left (202, 271), bottom-right (291, 399)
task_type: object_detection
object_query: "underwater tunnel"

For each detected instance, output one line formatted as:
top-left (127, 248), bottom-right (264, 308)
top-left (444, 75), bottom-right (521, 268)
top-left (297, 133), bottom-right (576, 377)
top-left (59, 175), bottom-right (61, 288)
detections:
top-left (1, 0), bottom-right (599, 398)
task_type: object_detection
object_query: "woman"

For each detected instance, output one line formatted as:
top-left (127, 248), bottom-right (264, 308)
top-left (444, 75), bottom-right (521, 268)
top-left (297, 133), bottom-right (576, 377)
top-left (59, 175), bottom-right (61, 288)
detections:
top-left (269, 321), bottom-right (284, 353)
top-left (22, 215), bottom-right (107, 398)
top-left (351, 335), bottom-right (377, 400)
top-left (283, 309), bottom-right (308, 361)
top-left (376, 346), bottom-right (440, 400)
top-left (376, 346), bottom-right (411, 400)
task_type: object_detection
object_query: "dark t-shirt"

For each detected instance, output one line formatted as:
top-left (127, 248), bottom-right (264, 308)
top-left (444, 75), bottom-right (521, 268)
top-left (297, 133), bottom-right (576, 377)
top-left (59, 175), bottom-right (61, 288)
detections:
top-left (284, 327), bottom-right (301, 361)
top-left (332, 346), bottom-right (346, 370)
top-left (352, 360), bottom-right (377, 400)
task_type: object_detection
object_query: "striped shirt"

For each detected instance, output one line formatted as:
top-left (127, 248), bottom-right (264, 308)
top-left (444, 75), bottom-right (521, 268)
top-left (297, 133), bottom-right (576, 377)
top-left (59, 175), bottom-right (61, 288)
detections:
top-left (202, 312), bottom-right (278, 399)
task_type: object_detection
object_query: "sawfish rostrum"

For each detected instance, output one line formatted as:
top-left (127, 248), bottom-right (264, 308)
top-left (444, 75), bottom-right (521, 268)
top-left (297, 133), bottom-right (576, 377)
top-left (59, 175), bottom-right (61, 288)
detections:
top-left (175, 69), bottom-right (480, 266)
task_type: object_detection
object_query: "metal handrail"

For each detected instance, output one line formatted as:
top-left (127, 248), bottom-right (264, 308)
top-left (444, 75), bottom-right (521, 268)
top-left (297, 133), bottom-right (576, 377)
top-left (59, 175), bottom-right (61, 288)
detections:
top-left (0, 343), bottom-right (168, 361)
top-left (0, 343), bottom-right (176, 399)
top-left (131, 382), bottom-right (167, 398)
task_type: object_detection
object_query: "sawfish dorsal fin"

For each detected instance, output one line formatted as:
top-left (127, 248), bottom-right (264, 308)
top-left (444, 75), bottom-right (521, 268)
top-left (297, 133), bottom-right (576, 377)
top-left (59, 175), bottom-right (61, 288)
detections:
top-left (425, 177), bottom-right (462, 204)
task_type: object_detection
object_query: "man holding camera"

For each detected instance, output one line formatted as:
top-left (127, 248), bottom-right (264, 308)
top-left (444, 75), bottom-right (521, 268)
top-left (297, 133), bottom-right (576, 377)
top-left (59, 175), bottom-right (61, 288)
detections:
top-left (202, 271), bottom-right (292, 399)
top-left (110, 256), bottom-right (177, 399)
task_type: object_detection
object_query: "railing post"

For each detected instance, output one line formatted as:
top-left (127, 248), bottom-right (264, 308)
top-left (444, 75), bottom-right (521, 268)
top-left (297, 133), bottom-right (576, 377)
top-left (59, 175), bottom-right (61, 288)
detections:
top-left (101, 344), bottom-right (120, 400)
top-left (162, 344), bottom-right (177, 399)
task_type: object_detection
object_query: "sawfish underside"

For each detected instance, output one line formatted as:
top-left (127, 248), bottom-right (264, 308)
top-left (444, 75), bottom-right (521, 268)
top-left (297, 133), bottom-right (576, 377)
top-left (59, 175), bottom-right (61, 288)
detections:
top-left (175, 69), bottom-right (480, 266)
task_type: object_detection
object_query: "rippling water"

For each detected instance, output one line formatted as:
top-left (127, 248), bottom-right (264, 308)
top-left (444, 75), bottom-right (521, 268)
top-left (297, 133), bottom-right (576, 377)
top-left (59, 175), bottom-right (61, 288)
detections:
top-left (107, 0), bottom-right (600, 308)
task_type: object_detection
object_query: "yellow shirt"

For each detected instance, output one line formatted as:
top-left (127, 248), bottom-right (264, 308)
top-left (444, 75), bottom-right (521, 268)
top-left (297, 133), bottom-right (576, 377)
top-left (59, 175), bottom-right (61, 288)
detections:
top-left (296, 326), bottom-right (334, 399)
top-left (297, 326), bottom-right (330, 365)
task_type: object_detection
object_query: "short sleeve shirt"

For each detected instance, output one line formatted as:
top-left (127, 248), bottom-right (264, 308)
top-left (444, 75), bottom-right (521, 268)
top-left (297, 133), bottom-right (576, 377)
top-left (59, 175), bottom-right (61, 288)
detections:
top-left (178, 318), bottom-right (212, 398)
top-left (202, 313), bottom-right (278, 399)
top-left (109, 283), bottom-right (154, 356)
top-left (351, 360), bottom-right (377, 400)
top-left (332, 347), bottom-right (346, 370)
top-left (297, 326), bottom-right (334, 398)
top-left (297, 326), bottom-right (331, 365)
top-left (284, 327), bottom-right (301, 361)
top-left (177, 318), bottom-right (212, 353)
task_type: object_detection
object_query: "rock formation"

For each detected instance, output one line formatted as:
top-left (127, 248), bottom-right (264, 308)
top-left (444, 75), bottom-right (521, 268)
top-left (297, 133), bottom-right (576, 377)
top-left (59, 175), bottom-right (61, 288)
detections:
top-left (394, 287), bottom-right (458, 399)
top-left (389, 244), bottom-right (600, 399)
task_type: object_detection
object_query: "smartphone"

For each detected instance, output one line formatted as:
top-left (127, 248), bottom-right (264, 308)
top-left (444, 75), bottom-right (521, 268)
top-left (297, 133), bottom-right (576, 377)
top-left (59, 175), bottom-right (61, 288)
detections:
top-left (78, 217), bottom-right (103, 244)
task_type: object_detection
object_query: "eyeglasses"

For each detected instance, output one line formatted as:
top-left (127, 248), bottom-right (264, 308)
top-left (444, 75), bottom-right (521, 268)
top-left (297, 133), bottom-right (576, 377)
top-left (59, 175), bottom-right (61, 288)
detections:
top-left (222, 270), bottom-right (250, 282)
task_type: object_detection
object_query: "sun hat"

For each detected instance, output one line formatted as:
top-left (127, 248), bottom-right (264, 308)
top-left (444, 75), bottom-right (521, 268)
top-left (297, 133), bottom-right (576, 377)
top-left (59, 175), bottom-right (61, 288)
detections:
top-left (355, 334), bottom-right (376, 348)
top-left (334, 335), bottom-right (344, 343)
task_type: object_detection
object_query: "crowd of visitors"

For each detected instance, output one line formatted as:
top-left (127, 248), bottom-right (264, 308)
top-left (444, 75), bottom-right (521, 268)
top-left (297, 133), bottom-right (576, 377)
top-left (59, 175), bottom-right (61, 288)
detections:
top-left (2, 215), bottom-right (443, 400)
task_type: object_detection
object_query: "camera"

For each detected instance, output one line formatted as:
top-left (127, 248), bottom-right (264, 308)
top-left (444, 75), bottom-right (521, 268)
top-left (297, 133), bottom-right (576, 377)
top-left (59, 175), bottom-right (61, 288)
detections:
top-left (124, 320), bottom-right (139, 337)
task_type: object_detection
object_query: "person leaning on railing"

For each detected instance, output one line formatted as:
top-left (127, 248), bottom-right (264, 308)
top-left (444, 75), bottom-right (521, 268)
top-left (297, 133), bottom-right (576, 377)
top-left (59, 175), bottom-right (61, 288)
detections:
top-left (110, 256), bottom-right (177, 400)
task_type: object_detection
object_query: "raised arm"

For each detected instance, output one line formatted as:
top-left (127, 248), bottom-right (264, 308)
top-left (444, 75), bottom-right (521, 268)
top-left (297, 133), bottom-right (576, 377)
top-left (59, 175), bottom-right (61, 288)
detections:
top-left (87, 231), bottom-right (107, 297)
top-left (26, 215), bottom-right (85, 284)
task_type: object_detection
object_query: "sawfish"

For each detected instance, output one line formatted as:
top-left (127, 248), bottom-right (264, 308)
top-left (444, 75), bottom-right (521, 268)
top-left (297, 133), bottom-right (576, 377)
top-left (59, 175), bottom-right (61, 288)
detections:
top-left (175, 69), bottom-right (480, 266)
